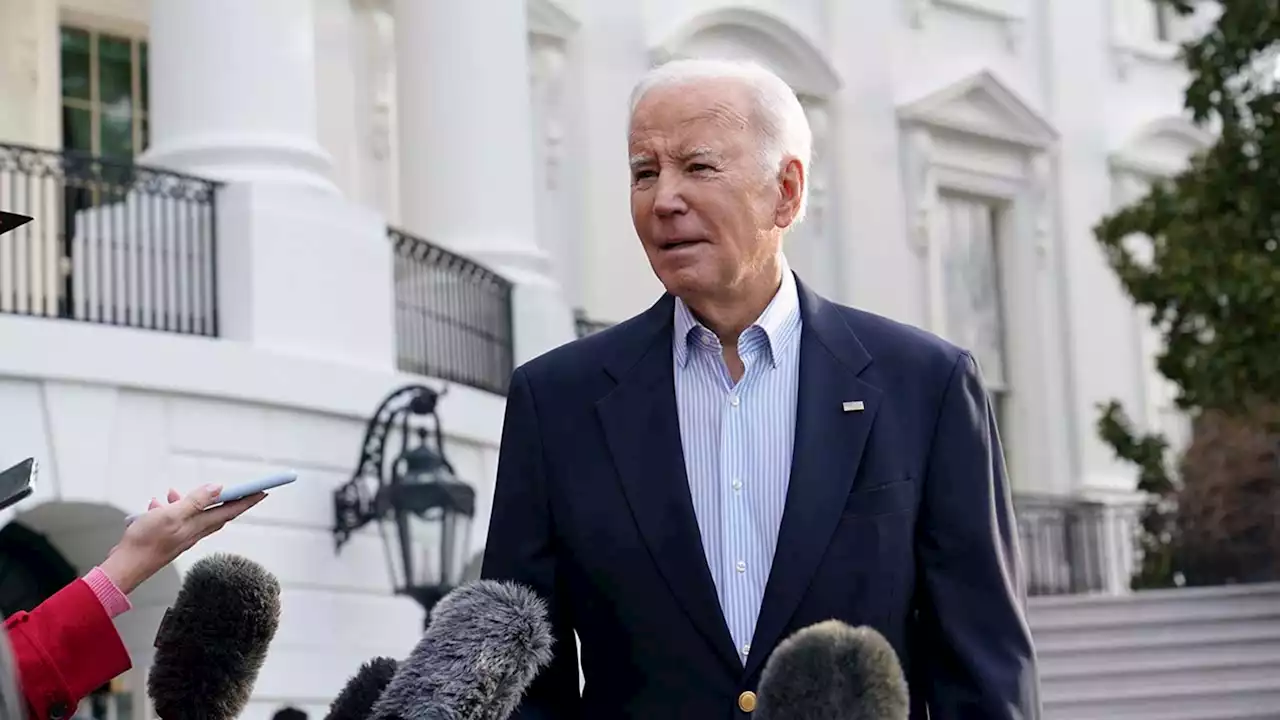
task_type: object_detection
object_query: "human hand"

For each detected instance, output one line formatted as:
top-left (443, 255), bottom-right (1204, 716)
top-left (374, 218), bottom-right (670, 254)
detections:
top-left (100, 484), bottom-right (266, 595)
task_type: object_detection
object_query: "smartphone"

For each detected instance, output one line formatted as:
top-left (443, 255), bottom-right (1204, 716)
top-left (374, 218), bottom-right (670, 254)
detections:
top-left (0, 458), bottom-right (37, 512)
top-left (125, 471), bottom-right (297, 526)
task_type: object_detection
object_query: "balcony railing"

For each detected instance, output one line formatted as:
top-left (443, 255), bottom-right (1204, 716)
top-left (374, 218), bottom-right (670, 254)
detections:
top-left (391, 228), bottom-right (514, 395)
top-left (0, 142), bottom-right (221, 335)
top-left (1015, 494), bottom-right (1143, 597)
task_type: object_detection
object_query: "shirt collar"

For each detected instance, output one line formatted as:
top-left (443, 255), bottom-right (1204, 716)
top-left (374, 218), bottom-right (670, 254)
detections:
top-left (673, 255), bottom-right (801, 369)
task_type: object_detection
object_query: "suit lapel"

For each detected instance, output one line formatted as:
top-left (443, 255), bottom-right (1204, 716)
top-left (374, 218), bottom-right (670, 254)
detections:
top-left (595, 296), bottom-right (742, 673)
top-left (744, 281), bottom-right (882, 678)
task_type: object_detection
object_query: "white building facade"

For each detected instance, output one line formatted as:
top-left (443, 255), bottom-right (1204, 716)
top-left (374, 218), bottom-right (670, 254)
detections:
top-left (0, 0), bottom-right (1214, 716)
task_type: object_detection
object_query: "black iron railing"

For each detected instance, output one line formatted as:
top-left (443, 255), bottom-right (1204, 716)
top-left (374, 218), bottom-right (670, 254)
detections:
top-left (391, 228), bottom-right (514, 395)
top-left (1014, 494), bottom-right (1143, 596)
top-left (0, 142), bottom-right (220, 335)
top-left (574, 309), bottom-right (613, 338)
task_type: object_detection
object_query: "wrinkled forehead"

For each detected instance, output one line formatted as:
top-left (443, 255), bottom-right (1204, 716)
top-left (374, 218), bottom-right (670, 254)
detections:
top-left (628, 81), bottom-right (756, 154)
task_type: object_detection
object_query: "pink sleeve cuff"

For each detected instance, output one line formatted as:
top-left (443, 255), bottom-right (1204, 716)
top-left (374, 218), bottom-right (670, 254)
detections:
top-left (83, 567), bottom-right (132, 619)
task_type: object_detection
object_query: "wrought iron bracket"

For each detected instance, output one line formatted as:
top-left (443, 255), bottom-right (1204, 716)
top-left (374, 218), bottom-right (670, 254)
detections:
top-left (333, 383), bottom-right (447, 552)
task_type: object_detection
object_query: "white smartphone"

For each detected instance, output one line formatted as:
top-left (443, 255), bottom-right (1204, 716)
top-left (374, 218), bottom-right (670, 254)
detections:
top-left (125, 471), bottom-right (297, 526)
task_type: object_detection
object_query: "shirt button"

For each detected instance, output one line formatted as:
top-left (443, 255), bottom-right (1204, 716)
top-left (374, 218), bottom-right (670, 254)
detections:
top-left (730, 396), bottom-right (740, 407)
top-left (742, 643), bottom-right (751, 656)
top-left (736, 560), bottom-right (746, 573)
top-left (732, 479), bottom-right (743, 491)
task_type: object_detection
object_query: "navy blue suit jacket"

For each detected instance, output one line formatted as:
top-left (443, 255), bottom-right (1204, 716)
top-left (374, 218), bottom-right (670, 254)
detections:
top-left (481, 278), bottom-right (1040, 719)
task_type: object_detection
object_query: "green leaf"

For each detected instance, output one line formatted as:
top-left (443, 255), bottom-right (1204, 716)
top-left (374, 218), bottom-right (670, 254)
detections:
top-left (1094, 0), bottom-right (1280, 588)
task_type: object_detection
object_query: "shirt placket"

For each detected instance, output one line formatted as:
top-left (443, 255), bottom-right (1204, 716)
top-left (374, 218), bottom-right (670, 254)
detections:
top-left (722, 346), bottom-right (754, 663)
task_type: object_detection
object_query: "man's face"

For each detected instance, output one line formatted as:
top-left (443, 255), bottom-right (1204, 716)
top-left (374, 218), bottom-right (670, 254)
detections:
top-left (628, 81), bottom-right (801, 303)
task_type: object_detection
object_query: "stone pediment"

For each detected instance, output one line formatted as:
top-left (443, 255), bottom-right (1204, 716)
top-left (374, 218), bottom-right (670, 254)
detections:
top-left (898, 70), bottom-right (1057, 149)
top-left (651, 8), bottom-right (840, 97)
top-left (528, 0), bottom-right (578, 41)
top-left (1111, 117), bottom-right (1214, 177)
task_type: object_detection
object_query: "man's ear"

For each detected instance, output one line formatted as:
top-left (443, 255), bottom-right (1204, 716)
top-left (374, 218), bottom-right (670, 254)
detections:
top-left (774, 157), bottom-right (805, 229)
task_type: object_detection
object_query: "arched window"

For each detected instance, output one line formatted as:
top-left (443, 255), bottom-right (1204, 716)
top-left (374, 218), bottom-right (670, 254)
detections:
top-left (0, 522), bottom-right (77, 616)
top-left (0, 522), bottom-right (126, 719)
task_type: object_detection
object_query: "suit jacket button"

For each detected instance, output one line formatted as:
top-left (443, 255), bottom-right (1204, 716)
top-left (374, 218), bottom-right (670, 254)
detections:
top-left (738, 690), bottom-right (757, 713)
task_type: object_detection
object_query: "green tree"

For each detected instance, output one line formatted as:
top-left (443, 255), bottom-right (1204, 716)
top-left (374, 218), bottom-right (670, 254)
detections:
top-left (1093, 0), bottom-right (1280, 588)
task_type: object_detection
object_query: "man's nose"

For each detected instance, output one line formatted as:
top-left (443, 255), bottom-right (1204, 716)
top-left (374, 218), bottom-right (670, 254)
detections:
top-left (652, 174), bottom-right (688, 216)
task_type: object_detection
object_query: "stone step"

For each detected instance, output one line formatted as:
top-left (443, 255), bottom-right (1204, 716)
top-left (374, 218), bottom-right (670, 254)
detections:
top-left (1028, 586), bottom-right (1280, 631)
top-left (1040, 633), bottom-right (1280, 678)
top-left (1034, 616), bottom-right (1280, 655)
top-left (1041, 654), bottom-right (1280, 702)
top-left (1043, 678), bottom-right (1280, 720)
top-left (1030, 584), bottom-right (1280, 719)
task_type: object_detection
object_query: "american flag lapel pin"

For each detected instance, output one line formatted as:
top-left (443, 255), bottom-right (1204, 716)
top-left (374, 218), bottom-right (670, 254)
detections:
top-left (842, 400), bottom-right (865, 412)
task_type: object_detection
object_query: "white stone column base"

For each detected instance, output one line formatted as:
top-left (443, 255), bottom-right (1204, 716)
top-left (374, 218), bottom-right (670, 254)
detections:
top-left (463, 244), bottom-right (577, 365)
top-left (509, 274), bottom-right (577, 366)
top-left (215, 182), bottom-right (394, 371)
top-left (142, 134), bottom-right (338, 196)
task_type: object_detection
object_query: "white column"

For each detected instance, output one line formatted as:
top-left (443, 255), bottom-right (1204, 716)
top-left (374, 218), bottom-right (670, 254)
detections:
top-left (786, 97), bottom-right (838, 300)
top-left (530, 38), bottom-right (572, 301)
top-left (351, 0), bottom-right (400, 224)
top-left (1044, 0), bottom-right (1148, 496)
top-left (0, 0), bottom-right (59, 148)
top-left (823, 0), bottom-right (923, 325)
top-left (576, 0), bottom-right (660, 324)
top-left (142, 0), bottom-right (335, 193)
top-left (141, 0), bottom-right (394, 371)
top-left (395, 0), bottom-right (575, 363)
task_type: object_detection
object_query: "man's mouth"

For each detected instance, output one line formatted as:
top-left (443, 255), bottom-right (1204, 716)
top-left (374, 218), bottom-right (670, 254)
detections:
top-left (659, 238), bottom-right (707, 250)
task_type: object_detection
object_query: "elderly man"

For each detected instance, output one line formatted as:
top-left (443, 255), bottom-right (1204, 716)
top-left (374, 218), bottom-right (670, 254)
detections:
top-left (481, 58), bottom-right (1040, 719)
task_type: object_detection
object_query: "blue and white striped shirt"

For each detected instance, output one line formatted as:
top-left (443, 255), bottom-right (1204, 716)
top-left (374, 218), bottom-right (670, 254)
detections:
top-left (673, 260), bottom-right (802, 665)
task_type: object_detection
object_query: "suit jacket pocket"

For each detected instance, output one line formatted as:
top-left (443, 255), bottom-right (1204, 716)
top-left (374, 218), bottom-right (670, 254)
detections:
top-left (841, 478), bottom-right (916, 519)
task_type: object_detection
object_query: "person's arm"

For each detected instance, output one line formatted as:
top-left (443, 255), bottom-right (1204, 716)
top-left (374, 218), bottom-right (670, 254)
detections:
top-left (5, 577), bottom-right (131, 719)
top-left (915, 351), bottom-right (1041, 719)
top-left (480, 367), bottom-right (581, 719)
top-left (82, 567), bottom-right (133, 619)
top-left (5, 484), bottom-right (264, 720)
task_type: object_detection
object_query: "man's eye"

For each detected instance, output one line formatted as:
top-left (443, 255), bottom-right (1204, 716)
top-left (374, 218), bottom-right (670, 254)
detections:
top-left (689, 163), bottom-right (714, 173)
top-left (633, 170), bottom-right (657, 181)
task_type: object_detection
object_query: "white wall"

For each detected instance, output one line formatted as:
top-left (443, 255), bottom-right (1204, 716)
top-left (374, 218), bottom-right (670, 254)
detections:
top-left (0, 314), bottom-right (504, 716)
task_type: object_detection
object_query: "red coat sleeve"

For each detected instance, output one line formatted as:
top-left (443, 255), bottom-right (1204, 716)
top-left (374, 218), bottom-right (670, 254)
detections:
top-left (5, 578), bottom-right (132, 720)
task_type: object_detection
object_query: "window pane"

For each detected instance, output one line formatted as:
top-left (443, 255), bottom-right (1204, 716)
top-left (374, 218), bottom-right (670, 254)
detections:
top-left (99, 34), bottom-right (133, 108)
top-left (60, 27), bottom-right (91, 101)
top-left (139, 41), bottom-right (149, 112)
top-left (939, 193), bottom-right (1008, 388)
top-left (100, 103), bottom-right (133, 159)
top-left (62, 105), bottom-right (93, 153)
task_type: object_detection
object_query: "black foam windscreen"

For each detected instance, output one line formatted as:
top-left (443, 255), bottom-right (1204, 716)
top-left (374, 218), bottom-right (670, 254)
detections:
top-left (756, 620), bottom-right (910, 720)
top-left (325, 657), bottom-right (399, 720)
top-left (147, 553), bottom-right (282, 720)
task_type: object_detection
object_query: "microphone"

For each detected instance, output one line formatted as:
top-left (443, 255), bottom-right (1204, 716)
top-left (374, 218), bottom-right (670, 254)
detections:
top-left (324, 657), bottom-right (399, 720)
top-left (369, 580), bottom-right (553, 720)
top-left (147, 553), bottom-right (282, 720)
top-left (755, 620), bottom-right (909, 720)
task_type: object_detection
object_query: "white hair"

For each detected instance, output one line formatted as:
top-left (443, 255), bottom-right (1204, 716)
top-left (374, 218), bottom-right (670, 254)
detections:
top-left (629, 58), bottom-right (813, 224)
